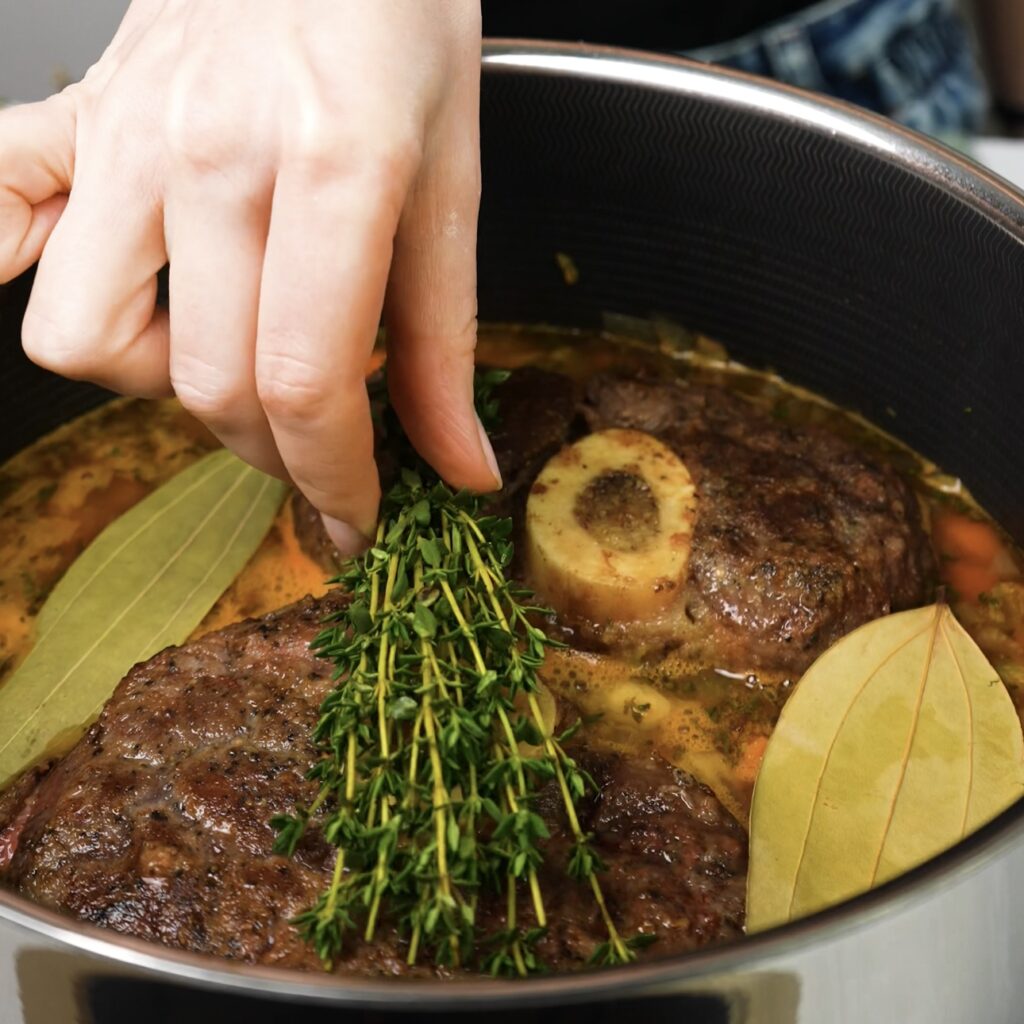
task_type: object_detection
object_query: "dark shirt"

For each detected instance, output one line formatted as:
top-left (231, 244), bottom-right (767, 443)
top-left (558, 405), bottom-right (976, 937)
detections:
top-left (481, 0), bottom-right (813, 52)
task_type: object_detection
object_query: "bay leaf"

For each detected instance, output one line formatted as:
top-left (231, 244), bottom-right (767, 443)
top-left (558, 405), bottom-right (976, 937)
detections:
top-left (0, 450), bottom-right (286, 787)
top-left (747, 603), bottom-right (1024, 933)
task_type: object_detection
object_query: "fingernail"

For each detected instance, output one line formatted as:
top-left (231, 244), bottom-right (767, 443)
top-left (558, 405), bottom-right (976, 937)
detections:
top-left (322, 515), bottom-right (372, 558)
top-left (476, 414), bottom-right (503, 490)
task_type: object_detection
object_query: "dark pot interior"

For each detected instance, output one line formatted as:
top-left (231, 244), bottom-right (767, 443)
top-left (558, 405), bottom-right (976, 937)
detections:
top-left (0, 43), bottom-right (1023, 1024)
top-left (474, 50), bottom-right (1024, 543)
top-left (3, 50), bottom-right (1024, 539)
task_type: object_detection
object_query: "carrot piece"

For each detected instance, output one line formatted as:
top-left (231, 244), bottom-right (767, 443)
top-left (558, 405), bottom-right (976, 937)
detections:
top-left (947, 560), bottom-right (1001, 604)
top-left (933, 513), bottom-right (1002, 565)
top-left (736, 734), bottom-right (769, 786)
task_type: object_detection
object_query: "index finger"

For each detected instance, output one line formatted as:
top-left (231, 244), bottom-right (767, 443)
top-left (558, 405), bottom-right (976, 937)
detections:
top-left (255, 153), bottom-right (414, 550)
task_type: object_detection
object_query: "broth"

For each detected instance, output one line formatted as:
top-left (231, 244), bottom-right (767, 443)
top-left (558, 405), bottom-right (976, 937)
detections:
top-left (0, 325), bottom-right (1022, 820)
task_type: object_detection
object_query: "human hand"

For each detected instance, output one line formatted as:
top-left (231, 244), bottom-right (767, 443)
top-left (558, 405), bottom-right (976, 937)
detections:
top-left (0, 0), bottom-right (497, 553)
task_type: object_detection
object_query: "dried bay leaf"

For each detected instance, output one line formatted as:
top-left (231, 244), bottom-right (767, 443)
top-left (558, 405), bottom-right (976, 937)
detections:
top-left (747, 603), bottom-right (1024, 933)
top-left (0, 450), bottom-right (286, 787)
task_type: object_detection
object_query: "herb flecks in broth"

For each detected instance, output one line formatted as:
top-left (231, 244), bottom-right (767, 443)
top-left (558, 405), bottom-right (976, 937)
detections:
top-left (0, 451), bottom-right (286, 787)
top-left (2, 327), bottom-right (1021, 812)
top-left (0, 324), bottom-right (1022, 971)
top-left (0, 400), bottom-right (327, 692)
top-left (0, 399), bottom-right (215, 684)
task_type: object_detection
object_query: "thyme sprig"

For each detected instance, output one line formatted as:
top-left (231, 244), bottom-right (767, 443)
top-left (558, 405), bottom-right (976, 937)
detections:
top-left (272, 372), bottom-right (641, 974)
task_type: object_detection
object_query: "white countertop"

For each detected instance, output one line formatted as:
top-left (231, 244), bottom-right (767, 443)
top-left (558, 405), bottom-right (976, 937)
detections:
top-left (971, 138), bottom-right (1024, 192)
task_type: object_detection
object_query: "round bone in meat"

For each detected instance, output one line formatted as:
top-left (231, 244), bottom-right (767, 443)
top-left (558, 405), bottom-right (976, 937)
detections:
top-left (525, 429), bottom-right (696, 624)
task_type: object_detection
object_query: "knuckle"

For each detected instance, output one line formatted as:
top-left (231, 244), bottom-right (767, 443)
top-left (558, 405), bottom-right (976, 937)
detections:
top-left (293, 131), bottom-right (421, 197)
top-left (165, 117), bottom-right (234, 176)
top-left (255, 347), bottom-right (331, 420)
top-left (449, 315), bottom-right (479, 359)
top-left (21, 307), bottom-right (103, 377)
top-left (171, 370), bottom-right (245, 421)
top-left (286, 124), bottom-right (347, 178)
top-left (351, 139), bottom-right (422, 226)
top-left (164, 85), bottom-right (247, 179)
top-left (359, 137), bottom-right (423, 189)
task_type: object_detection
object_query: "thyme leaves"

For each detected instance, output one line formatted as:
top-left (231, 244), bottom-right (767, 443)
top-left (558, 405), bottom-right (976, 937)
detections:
top-left (272, 376), bottom-right (641, 975)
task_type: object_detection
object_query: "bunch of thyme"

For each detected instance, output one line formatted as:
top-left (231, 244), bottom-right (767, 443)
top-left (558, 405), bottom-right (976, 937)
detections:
top-left (272, 372), bottom-right (644, 975)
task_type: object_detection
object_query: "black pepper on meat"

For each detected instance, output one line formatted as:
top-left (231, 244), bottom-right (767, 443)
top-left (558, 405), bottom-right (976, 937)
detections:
top-left (0, 596), bottom-right (746, 973)
top-left (0, 363), bottom-right (934, 974)
top-left (581, 373), bottom-right (933, 672)
top-left (293, 367), bottom-right (933, 676)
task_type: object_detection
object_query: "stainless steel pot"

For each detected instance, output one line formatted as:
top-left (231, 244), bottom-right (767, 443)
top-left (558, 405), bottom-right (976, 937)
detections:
top-left (2, 41), bottom-right (1023, 1024)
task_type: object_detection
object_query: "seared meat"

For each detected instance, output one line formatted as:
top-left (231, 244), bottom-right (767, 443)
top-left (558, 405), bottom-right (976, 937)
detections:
top-left (1, 595), bottom-right (349, 972)
top-left (532, 749), bottom-right (746, 960)
top-left (0, 762), bottom-right (46, 868)
top-left (290, 490), bottom-right (343, 572)
top-left (583, 374), bottom-right (932, 672)
top-left (0, 596), bottom-right (746, 973)
top-left (0, 361), bottom-right (932, 975)
top-left (294, 367), bottom-right (931, 676)
top-left (487, 366), bottom-right (581, 516)
top-left (290, 366), bottom-right (579, 569)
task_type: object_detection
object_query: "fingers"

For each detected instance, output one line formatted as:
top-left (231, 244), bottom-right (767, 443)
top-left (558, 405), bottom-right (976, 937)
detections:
top-left (256, 153), bottom-right (416, 549)
top-left (166, 182), bottom-right (286, 479)
top-left (21, 143), bottom-right (170, 397)
top-left (0, 95), bottom-right (76, 284)
top-left (385, 78), bottom-right (501, 493)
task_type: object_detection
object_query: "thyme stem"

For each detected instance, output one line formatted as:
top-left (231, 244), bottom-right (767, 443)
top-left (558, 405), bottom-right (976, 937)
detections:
top-left (271, 371), bottom-right (647, 974)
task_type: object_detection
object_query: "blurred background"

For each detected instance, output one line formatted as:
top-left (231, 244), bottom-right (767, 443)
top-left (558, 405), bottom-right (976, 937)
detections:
top-left (0, 0), bottom-right (128, 103)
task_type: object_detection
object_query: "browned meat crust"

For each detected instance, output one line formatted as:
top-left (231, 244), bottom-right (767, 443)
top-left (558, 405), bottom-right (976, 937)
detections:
top-left (294, 367), bottom-right (932, 677)
top-left (290, 367), bottom-right (580, 571)
top-left (532, 750), bottom-right (746, 961)
top-left (487, 366), bottom-right (581, 516)
top-left (290, 490), bottom-right (343, 572)
top-left (1, 595), bottom-right (351, 972)
top-left (0, 596), bottom-right (745, 974)
top-left (0, 762), bottom-right (48, 869)
top-left (583, 374), bottom-right (933, 672)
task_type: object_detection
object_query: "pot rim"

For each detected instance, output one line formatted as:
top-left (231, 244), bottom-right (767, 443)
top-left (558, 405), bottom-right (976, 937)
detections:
top-left (3, 39), bottom-right (1024, 1010)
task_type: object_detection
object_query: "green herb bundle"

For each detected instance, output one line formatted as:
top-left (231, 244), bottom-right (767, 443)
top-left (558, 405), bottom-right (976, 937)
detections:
top-left (272, 373), bottom-right (642, 975)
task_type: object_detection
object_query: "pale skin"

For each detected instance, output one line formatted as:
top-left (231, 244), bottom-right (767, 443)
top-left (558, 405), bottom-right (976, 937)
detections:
top-left (0, 0), bottom-right (500, 555)
top-left (2, 1), bottom-right (1021, 555)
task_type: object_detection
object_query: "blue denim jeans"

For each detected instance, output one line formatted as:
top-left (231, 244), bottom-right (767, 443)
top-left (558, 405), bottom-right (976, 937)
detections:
top-left (684, 0), bottom-right (988, 136)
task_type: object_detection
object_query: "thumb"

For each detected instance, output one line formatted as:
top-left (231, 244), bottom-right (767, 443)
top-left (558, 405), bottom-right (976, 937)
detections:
top-left (0, 93), bottom-right (76, 284)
